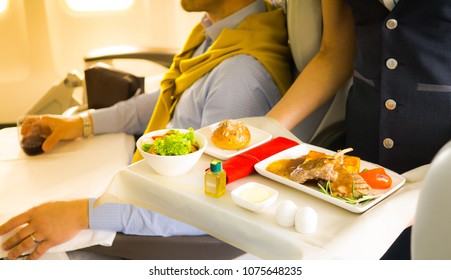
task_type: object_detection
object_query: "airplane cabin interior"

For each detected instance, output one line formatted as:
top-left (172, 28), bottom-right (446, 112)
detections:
top-left (0, 0), bottom-right (450, 265)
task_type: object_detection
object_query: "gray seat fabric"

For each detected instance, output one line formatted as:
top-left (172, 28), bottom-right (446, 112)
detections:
top-left (81, 233), bottom-right (244, 260)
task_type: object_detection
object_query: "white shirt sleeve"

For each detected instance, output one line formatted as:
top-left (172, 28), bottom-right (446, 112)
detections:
top-left (88, 199), bottom-right (205, 236)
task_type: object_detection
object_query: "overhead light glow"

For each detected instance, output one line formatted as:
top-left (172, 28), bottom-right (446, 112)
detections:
top-left (65, 0), bottom-right (134, 12)
top-left (0, 0), bottom-right (8, 14)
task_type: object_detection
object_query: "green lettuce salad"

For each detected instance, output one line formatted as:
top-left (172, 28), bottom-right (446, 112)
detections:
top-left (141, 128), bottom-right (199, 156)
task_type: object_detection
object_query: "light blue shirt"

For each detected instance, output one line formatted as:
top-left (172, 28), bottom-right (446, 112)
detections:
top-left (88, 0), bottom-right (282, 236)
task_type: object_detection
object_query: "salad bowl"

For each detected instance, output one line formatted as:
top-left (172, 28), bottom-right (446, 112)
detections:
top-left (136, 128), bottom-right (207, 176)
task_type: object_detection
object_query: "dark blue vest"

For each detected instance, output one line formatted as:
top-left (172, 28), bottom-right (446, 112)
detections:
top-left (344, 0), bottom-right (451, 173)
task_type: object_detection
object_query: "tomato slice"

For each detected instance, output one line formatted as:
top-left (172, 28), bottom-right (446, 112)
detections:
top-left (359, 167), bottom-right (392, 189)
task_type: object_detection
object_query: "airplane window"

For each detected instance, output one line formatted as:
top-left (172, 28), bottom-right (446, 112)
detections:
top-left (65, 0), bottom-right (134, 12)
top-left (0, 0), bottom-right (8, 15)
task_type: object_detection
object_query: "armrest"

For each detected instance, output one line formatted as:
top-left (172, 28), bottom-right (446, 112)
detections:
top-left (84, 45), bottom-right (178, 68)
top-left (0, 123), bottom-right (15, 129)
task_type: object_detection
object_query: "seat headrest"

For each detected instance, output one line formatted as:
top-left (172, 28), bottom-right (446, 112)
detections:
top-left (412, 140), bottom-right (451, 259)
top-left (287, 0), bottom-right (322, 72)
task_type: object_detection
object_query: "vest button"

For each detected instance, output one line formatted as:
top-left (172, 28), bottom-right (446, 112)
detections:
top-left (386, 19), bottom-right (398, 30)
top-left (383, 138), bottom-right (394, 149)
top-left (385, 99), bottom-right (397, 110)
top-left (386, 58), bottom-right (398, 70)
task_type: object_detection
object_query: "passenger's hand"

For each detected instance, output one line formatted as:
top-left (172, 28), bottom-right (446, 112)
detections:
top-left (38, 114), bottom-right (84, 152)
top-left (0, 199), bottom-right (89, 260)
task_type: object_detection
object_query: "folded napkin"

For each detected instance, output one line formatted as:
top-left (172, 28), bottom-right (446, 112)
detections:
top-left (223, 137), bottom-right (299, 184)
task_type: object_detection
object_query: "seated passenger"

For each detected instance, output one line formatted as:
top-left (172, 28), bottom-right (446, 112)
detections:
top-left (0, 0), bottom-right (292, 259)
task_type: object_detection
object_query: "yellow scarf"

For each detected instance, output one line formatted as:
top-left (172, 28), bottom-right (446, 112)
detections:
top-left (133, 3), bottom-right (292, 162)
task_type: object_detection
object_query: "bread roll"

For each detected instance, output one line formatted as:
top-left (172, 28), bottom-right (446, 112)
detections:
top-left (211, 119), bottom-right (251, 150)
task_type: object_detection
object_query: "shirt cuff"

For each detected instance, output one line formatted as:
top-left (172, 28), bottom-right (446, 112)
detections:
top-left (90, 108), bottom-right (119, 135)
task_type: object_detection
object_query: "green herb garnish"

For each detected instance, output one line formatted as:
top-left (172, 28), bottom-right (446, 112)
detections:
top-left (317, 181), bottom-right (379, 205)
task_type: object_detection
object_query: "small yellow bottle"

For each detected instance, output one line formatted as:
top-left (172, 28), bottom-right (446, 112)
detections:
top-left (204, 159), bottom-right (226, 198)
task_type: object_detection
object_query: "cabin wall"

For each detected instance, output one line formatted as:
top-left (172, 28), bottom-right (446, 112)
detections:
top-left (0, 0), bottom-right (202, 124)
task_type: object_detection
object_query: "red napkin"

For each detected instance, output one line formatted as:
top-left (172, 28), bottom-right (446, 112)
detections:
top-left (222, 136), bottom-right (299, 184)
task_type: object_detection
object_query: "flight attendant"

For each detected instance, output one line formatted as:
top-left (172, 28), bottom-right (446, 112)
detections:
top-left (267, 0), bottom-right (451, 259)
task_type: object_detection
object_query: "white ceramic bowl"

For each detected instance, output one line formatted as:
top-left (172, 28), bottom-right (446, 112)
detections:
top-left (231, 182), bottom-right (278, 212)
top-left (136, 128), bottom-right (207, 176)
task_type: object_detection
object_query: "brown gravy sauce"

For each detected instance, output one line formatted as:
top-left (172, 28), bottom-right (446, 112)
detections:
top-left (265, 156), bottom-right (306, 179)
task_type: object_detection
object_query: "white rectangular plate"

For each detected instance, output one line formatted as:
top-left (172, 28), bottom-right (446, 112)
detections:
top-left (196, 122), bottom-right (272, 160)
top-left (254, 143), bottom-right (406, 213)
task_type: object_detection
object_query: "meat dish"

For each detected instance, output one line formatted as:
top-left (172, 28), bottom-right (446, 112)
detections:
top-left (267, 148), bottom-right (373, 201)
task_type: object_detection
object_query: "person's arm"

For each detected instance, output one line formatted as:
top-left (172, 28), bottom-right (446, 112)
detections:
top-left (0, 197), bottom-right (204, 260)
top-left (37, 87), bottom-right (159, 153)
top-left (91, 89), bottom-right (160, 136)
top-left (267, 0), bottom-right (355, 130)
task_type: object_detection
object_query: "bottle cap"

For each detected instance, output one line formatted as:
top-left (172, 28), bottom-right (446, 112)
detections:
top-left (210, 159), bottom-right (223, 172)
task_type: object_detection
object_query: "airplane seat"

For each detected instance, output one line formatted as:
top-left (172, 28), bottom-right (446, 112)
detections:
top-left (83, 45), bottom-right (176, 96)
top-left (411, 140), bottom-right (451, 260)
top-left (55, 46), bottom-right (177, 117)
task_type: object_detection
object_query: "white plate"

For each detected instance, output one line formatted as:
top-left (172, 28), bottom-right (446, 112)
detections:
top-left (254, 143), bottom-right (406, 213)
top-left (196, 122), bottom-right (272, 160)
